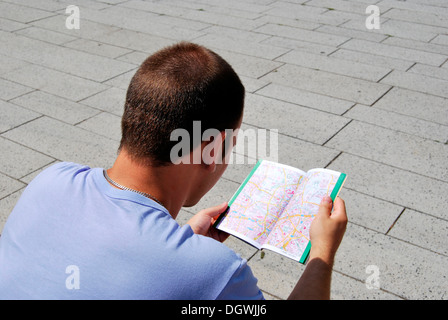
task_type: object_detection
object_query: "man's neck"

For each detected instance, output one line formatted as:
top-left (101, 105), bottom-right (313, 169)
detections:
top-left (106, 150), bottom-right (193, 219)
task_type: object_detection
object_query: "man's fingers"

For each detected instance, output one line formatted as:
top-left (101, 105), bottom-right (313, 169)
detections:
top-left (199, 202), bottom-right (228, 219)
top-left (332, 197), bottom-right (348, 222)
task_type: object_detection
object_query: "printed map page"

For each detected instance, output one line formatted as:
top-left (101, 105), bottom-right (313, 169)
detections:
top-left (217, 160), bottom-right (305, 248)
top-left (263, 169), bottom-right (342, 261)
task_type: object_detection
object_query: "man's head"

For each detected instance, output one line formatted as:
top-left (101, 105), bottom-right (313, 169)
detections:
top-left (119, 42), bottom-right (245, 167)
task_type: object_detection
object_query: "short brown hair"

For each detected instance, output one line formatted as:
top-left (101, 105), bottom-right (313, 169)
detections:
top-left (119, 42), bottom-right (245, 166)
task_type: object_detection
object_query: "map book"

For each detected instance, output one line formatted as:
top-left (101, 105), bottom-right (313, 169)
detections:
top-left (214, 160), bottom-right (347, 264)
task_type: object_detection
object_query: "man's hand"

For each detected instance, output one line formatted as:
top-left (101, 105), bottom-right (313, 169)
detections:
top-left (309, 196), bottom-right (348, 265)
top-left (187, 202), bottom-right (230, 243)
top-left (288, 196), bottom-right (347, 300)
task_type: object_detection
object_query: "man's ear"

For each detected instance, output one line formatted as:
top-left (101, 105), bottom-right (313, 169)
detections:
top-left (201, 129), bottom-right (227, 172)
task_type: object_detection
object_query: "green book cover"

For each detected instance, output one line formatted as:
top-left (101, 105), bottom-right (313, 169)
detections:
top-left (215, 160), bottom-right (347, 264)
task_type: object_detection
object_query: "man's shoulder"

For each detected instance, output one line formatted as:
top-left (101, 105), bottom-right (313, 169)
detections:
top-left (40, 161), bottom-right (90, 176)
top-left (30, 162), bottom-right (91, 185)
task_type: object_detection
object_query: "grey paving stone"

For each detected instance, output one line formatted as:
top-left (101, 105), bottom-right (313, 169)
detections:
top-left (254, 14), bottom-right (321, 31)
top-left (306, 0), bottom-right (386, 13)
top-left (276, 50), bottom-right (391, 82)
top-left (261, 64), bottom-right (391, 105)
top-left (431, 34), bottom-right (448, 46)
top-left (0, 99), bottom-right (41, 134)
top-left (329, 48), bottom-right (416, 71)
top-left (0, 189), bottom-right (24, 235)
top-left (2, 116), bottom-right (119, 169)
top-left (382, 37), bottom-right (448, 57)
top-left (335, 223), bottom-right (448, 299)
top-left (150, 13), bottom-right (211, 32)
top-left (193, 0), bottom-right (272, 15)
top-left (10, 90), bottom-right (100, 125)
top-left (0, 1), bottom-right (55, 23)
top-left (90, 29), bottom-right (174, 54)
top-left (382, 7), bottom-right (448, 28)
top-left (255, 23), bottom-right (350, 47)
top-left (256, 83), bottom-right (354, 115)
top-left (115, 51), bottom-right (148, 66)
top-left (326, 120), bottom-right (448, 182)
top-left (81, 5), bottom-right (205, 40)
top-left (0, 78), bottom-right (34, 101)
top-left (261, 36), bottom-right (337, 56)
top-left (103, 70), bottom-right (136, 91)
top-left (373, 87), bottom-right (448, 126)
top-left (195, 33), bottom-right (289, 60)
top-left (179, 7), bottom-right (264, 31)
top-left (202, 25), bottom-right (270, 43)
top-left (63, 39), bottom-right (134, 59)
top-left (0, 137), bottom-right (54, 179)
top-left (58, 0), bottom-right (111, 10)
top-left (243, 94), bottom-right (350, 145)
top-left (119, 0), bottom-right (196, 17)
top-left (330, 271), bottom-right (402, 300)
top-left (4, 0), bottom-right (67, 11)
top-left (247, 249), bottom-right (306, 300)
top-left (76, 112), bottom-right (121, 142)
top-left (31, 15), bottom-right (121, 41)
top-left (266, 8), bottom-right (347, 26)
top-left (238, 75), bottom-right (269, 94)
top-left (378, 0), bottom-right (448, 16)
top-left (2, 64), bottom-right (109, 102)
top-left (0, 54), bottom-right (30, 75)
top-left (0, 17), bottom-right (28, 32)
top-left (216, 50), bottom-right (283, 79)
top-left (247, 242), bottom-right (401, 300)
top-left (380, 70), bottom-right (448, 99)
top-left (224, 123), bottom-right (341, 174)
top-left (408, 63), bottom-right (448, 82)
top-left (343, 18), bottom-right (440, 42)
top-left (341, 39), bottom-right (447, 66)
top-left (0, 31), bottom-right (135, 83)
top-left (265, 1), bottom-right (328, 19)
top-left (0, 172), bottom-right (25, 200)
top-left (327, 153), bottom-right (448, 220)
top-left (15, 26), bottom-right (77, 45)
top-left (79, 87), bottom-right (126, 116)
top-left (344, 104), bottom-right (448, 143)
top-left (341, 188), bottom-right (404, 234)
top-left (388, 209), bottom-right (448, 256)
top-left (314, 25), bottom-right (388, 43)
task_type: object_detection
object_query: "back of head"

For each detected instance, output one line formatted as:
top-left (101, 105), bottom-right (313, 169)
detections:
top-left (119, 42), bottom-right (245, 166)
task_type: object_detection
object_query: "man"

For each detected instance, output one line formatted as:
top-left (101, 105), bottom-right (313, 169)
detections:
top-left (0, 42), bottom-right (347, 299)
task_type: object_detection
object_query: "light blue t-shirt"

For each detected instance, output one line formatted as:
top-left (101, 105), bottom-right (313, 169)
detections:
top-left (0, 162), bottom-right (263, 300)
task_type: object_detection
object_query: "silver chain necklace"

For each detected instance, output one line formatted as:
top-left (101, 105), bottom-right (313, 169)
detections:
top-left (103, 169), bottom-right (164, 207)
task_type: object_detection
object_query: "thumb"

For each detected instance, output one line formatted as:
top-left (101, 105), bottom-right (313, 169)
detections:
top-left (317, 195), bottom-right (333, 217)
top-left (199, 202), bottom-right (228, 219)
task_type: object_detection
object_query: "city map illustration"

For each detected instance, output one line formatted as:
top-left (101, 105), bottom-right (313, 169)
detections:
top-left (216, 160), bottom-right (346, 262)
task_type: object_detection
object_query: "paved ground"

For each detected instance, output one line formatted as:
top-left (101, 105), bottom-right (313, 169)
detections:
top-left (0, 0), bottom-right (447, 300)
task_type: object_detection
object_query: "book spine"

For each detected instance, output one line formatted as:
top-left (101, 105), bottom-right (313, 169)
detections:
top-left (330, 173), bottom-right (347, 201)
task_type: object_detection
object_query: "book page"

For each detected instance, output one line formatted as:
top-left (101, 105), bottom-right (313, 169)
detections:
top-left (216, 160), bottom-right (306, 248)
top-left (262, 168), bottom-right (343, 262)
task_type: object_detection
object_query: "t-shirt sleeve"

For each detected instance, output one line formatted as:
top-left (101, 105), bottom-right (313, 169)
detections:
top-left (215, 259), bottom-right (265, 300)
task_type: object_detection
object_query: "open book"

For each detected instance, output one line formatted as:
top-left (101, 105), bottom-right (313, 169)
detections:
top-left (214, 160), bottom-right (347, 264)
